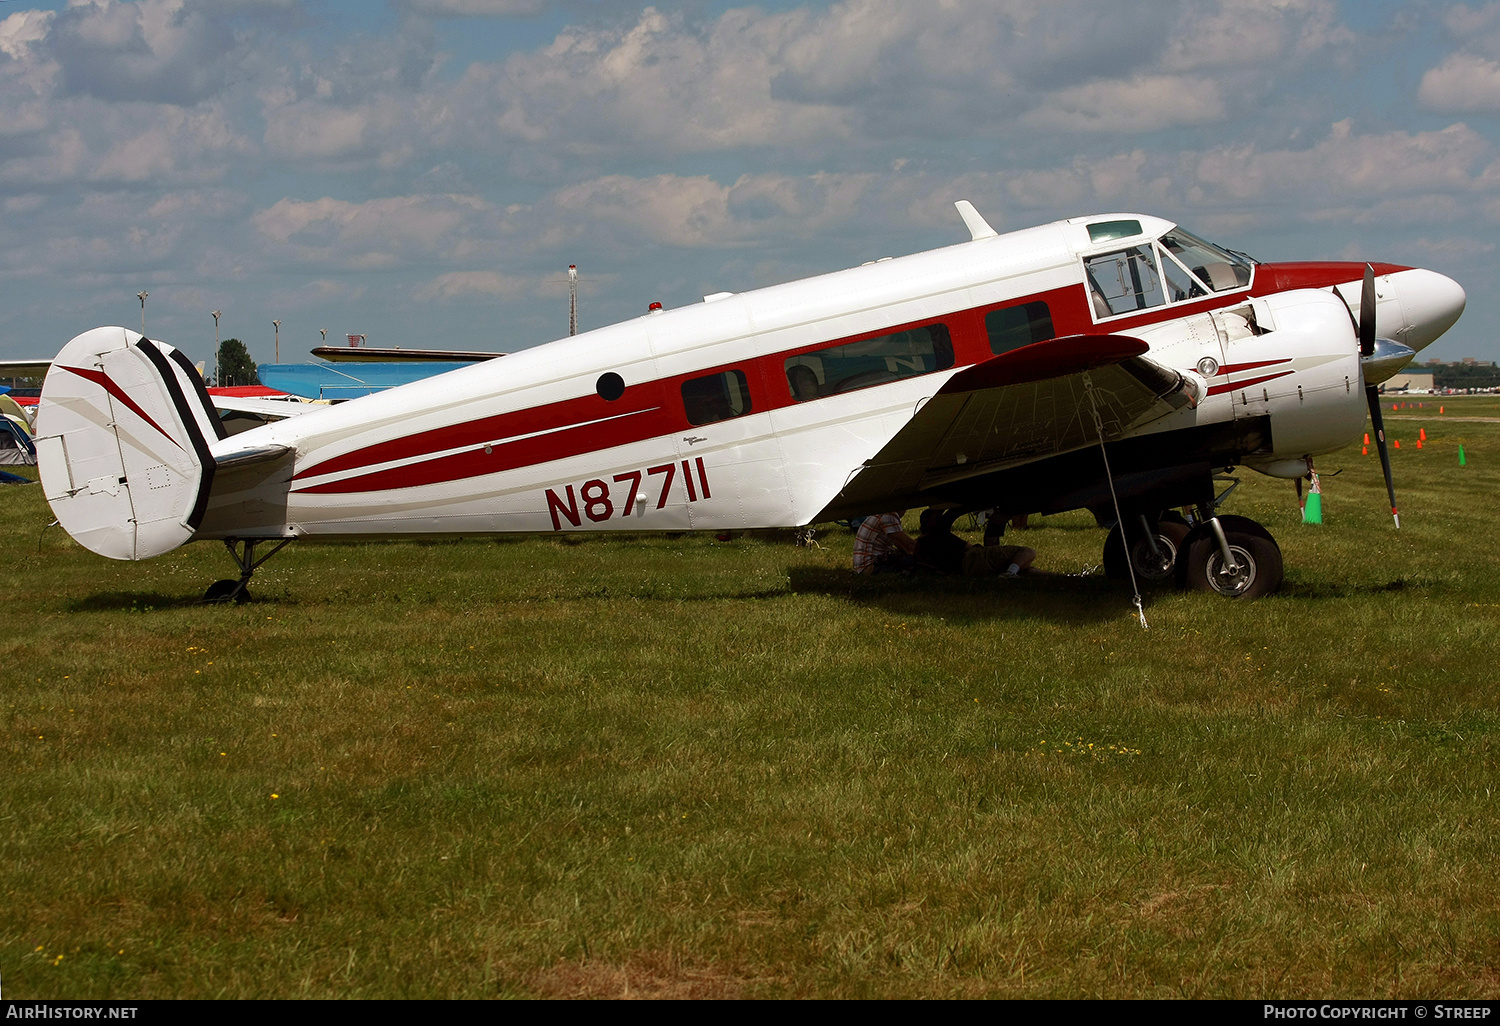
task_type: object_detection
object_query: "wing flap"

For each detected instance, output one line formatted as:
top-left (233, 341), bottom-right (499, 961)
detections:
top-left (826, 335), bottom-right (1194, 516)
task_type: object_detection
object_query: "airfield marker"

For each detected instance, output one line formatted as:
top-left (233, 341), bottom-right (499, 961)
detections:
top-left (1394, 439), bottom-right (1401, 449)
top-left (1460, 443), bottom-right (1467, 466)
top-left (1303, 471), bottom-right (1323, 525)
top-left (1420, 428), bottom-right (1427, 441)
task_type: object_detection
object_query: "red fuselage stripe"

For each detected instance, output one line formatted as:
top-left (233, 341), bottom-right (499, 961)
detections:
top-left (1216, 358), bottom-right (1291, 375)
top-left (1206, 370), bottom-right (1295, 397)
top-left (295, 404), bottom-right (675, 494)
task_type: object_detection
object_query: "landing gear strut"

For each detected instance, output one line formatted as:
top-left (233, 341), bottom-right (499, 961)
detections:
top-left (203, 538), bottom-right (292, 604)
top-left (1176, 514), bottom-right (1283, 599)
top-left (1103, 512), bottom-right (1190, 584)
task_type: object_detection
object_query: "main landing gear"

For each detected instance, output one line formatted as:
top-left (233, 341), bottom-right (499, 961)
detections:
top-left (202, 538), bottom-right (293, 604)
top-left (1103, 509), bottom-right (1283, 600)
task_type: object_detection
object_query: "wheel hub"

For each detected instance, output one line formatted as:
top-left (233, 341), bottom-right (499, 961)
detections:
top-left (1206, 545), bottom-right (1257, 596)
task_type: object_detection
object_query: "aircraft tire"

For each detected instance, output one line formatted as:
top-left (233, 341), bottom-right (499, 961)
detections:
top-left (1178, 522), bottom-right (1283, 599)
top-left (204, 579), bottom-right (251, 604)
top-left (1103, 517), bottom-right (1190, 583)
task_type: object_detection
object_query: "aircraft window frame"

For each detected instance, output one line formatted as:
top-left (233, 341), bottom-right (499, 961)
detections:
top-left (784, 322), bottom-right (955, 402)
top-left (1159, 229), bottom-right (1254, 293)
top-left (985, 301), bottom-right (1054, 355)
top-left (1084, 245), bottom-right (1167, 320)
top-left (1156, 245), bottom-right (1210, 303)
top-left (681, 368), bottom-right (752, 426)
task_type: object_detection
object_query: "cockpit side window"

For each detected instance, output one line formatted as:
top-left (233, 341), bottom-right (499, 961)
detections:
top-left (1084, 245), bottom-right (1166, 318)
top-left (1159, 229), bottom-right (1253, 292)
top-left (1157, 246), bottom-right (1209, 303)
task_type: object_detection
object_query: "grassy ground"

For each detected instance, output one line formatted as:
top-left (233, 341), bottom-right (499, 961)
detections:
top-left (2, 398), bottom-right (1498, 998)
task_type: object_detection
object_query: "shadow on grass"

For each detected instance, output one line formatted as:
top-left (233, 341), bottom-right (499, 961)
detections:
top-left (66, 591), bottom-right (204, 613)
top-left (787, 566), bottom-right (1135, 625)
top-left (1278, 575), bottom-right (1438, 600)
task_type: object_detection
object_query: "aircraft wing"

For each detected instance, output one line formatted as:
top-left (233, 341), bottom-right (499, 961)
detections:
top-left (0, 358), bottom-right (54, 378)
top-left (830, 334), bottom-right (1197, 513)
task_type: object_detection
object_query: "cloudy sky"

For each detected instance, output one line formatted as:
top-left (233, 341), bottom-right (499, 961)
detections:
top-left (2, 0), bottom-right (1497, 370)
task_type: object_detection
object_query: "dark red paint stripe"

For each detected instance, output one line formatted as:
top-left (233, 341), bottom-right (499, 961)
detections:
top-left (293, 393), bottom-right (659, 481)
top-left (294, 405), bottom-right (674, 494)
top-left (60, 364), bottom-right (183, 452)
top-left (1206, 370), bottom-right (1294, 397)
top-left (1216, 358), bottom-right (1290, 376)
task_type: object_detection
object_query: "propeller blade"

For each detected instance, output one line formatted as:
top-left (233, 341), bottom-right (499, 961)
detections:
top-left (1365, 384), bottom-right (1400, 528)
top-left (1360, 264), bottom-right (1377, 357)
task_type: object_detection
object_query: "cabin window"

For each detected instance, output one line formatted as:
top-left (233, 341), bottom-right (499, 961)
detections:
top-left (1084, 245), bottom-right (1166, 318)
top-left (986, 302), bottom-right (1054, 355)
top-left (1087, 219), bottom-right (1143, 243)
top-left (784, 323), bottom-right (954, 402)
top-left (682, 369), bottom-right (752, 426)
top-left (1158, 247), bottom-right (1209, 303)
top-left (596, 372), bottom-right (625, 401)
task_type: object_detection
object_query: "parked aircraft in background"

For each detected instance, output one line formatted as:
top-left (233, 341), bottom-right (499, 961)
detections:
top-left (33, 204), bottom-right (1463, 603)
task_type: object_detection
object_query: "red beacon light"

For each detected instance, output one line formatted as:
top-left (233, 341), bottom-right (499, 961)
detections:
top-left (648, 302), bottom-right (663, 314)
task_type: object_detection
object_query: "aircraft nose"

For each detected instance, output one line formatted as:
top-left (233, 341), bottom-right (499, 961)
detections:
top-left (1393, 268), bottom-right (1466, 352)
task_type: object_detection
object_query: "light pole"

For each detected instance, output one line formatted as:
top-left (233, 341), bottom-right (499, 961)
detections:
top-left (137, 291), bottom-right (148, 334)
top-left (212, 310), bottom-right (221, 386)
top-left (272, 319), bottom-right (281, 363)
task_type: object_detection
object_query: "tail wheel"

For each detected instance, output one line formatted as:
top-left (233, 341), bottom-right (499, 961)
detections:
top-left (1103, 517), bottom-right (1191, 583)
top-left (204, 579), bottom-right (251, 604)
top-left (1178, 519), bottom-right (1283, 599)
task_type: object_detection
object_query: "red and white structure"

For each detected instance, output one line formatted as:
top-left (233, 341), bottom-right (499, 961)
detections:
top-left (33, 206), bottom-right (1465, 600)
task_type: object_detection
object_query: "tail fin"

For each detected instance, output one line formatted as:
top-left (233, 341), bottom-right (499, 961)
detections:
top-left (36, 327), bottom-right (226, 560)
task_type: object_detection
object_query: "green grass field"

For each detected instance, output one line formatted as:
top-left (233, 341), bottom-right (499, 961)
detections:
top-left (3, 398), bottom-right (1498, 998)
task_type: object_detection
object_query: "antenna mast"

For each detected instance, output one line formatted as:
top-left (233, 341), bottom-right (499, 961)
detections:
top-left (568, 265), bottom-right (578, 336)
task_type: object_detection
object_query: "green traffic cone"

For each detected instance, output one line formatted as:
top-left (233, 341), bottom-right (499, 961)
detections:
top-left (1459, 443), bottom-right (1467, 467)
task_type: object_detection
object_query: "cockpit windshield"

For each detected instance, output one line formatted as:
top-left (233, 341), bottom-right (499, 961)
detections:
top-left (1158, 228), bottom-right (1254, 292)
top-left (1083, 222), bottom-right (1254, 320)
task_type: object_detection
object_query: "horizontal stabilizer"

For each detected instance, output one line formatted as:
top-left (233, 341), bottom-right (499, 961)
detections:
top-left (211, 394), bottom-right (320, 420)
top-left (215, 443), bottom-right (294, 471)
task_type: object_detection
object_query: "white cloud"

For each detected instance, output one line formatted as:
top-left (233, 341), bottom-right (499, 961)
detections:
top-left (1162, 0), bottom-right (1351, 71)
top-left (1023, 75), bottom-right (1226, 133)
top-left (401, 0), bottom-right (550, 13)
top-left (413, 271), bottom-right (527, 301)
top-left (1190, 120), bottom-right (1490, 203)
top-left (1420, 53), bottom-right (1500, 111)
top-left (252, 194), bottom-right (496, 268)
top-left (51, 0), bottom-right (237, 105)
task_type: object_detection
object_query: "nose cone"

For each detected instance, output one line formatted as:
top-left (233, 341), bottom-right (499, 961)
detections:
top-left (1393, 268), bottom-right (1466, 353)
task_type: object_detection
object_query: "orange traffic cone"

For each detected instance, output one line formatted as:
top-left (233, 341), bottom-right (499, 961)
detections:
top-left (1417, 439), bottom-right (1423, 449)
top-left (1364, 433), bottom-right (1370, 445)
top-left (1361, 445), bottom-right (1368, 455)
top-left (1420, 428), bottom-right (1427, 441)
top-left (1394, 439), bottom-right (1402, 449)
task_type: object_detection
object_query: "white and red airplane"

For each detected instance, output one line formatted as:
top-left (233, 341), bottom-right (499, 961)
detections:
top-left (33, 205), bottom-right (1464, 602)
